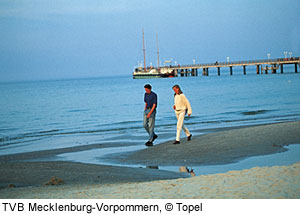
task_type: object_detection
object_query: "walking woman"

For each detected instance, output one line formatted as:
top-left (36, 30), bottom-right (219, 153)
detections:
top-left (172, 85), bottom-right (192, 144)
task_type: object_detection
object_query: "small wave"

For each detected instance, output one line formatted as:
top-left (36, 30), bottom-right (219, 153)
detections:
top-left (219, 111), bottom-right (242, 115)
top-left (0, 129), bottom-right (60, 143)
top-left (67, 109), bottom-right (89, 113)
top-left (0, 137), bottom-right (45, 148)
top-left (35, 129), bottom-right (60, 134)
top-left (0, 125), bottom-right (143, 146)
top-left (96, 120), bottom-right (141, 128)
top-left (241, 110), bottom-right (270, 116)
top-left (110, 120), bottom-right (141, 126)
top-left (0, 128), bottom-right (16, 132)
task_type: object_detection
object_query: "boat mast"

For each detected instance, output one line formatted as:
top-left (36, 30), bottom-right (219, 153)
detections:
top-left (143, 29), bottom-right (146, 72)
top-left (156, 32), bottom-right (160, 71)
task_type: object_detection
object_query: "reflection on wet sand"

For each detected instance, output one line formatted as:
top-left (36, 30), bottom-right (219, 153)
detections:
top-left (146, 166), bottom-right (196, 176)
top-left (179, 166), bottom-right (196, 176)
top-left (146, 166), bottom-right (159, 169)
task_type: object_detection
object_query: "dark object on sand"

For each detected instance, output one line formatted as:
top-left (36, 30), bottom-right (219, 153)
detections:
top-left (45, 176), bottom-right (64, 186)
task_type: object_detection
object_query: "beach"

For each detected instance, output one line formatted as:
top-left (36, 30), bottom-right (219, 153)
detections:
top-left (0, 121), bottom-right (299, 199)
top-left (1, 162), bottom-right (299, 199)
top-left (1, 0), bottom-right (300, 205)
top-left (104, 121), bottom-right (300, 166)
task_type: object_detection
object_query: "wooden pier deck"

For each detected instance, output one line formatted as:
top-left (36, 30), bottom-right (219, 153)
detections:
top-left (158, 57), bottom-right (300, 76)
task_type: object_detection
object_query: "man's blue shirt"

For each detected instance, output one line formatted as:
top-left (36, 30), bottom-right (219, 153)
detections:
top-left (144, 91), bottom-right (157, 109)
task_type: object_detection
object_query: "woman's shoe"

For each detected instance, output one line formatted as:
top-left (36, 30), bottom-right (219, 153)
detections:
top-left (187, 134), bottom-right (192, 141)
top-left (173, 141), bottom-right (180, 144)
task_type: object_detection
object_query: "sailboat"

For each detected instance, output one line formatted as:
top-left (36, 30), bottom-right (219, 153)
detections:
top-left (133, 31), bottom-right (175, 79)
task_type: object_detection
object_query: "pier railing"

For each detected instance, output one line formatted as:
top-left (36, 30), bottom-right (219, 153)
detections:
top-left (164, 57), bottom-right (300, 69)
top-left (142, 57), bottom-right (299, 76)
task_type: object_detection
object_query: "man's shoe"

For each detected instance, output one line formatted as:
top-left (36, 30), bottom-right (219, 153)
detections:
top-left (187, 134), bottom-right (192, 141)
top-left (153, 134), bottom-right (158, 141)
top-left (145, 141), bottom-right (153, 146)
top-left (173, 141), bottom-right (180, 144)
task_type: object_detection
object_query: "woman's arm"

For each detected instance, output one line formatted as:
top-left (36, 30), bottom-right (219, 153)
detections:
top-left (183, 95), bottom-right (192, 115)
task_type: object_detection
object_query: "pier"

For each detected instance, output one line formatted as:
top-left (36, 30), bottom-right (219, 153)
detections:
top-left (158, 57), bottom-right (300, 77)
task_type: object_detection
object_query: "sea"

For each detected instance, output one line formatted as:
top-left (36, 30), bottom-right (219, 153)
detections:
top-left (1, 68), bottom-right (300, 174)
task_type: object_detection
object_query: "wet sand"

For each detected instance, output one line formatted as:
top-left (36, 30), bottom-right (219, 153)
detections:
top-left (0, 161), bottom-right (187, 189)
top-left (105, 121), bottom-right (300, 166)
top-left (0, 121), bottom-right (299, 198)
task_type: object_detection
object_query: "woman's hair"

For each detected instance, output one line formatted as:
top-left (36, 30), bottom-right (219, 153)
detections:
top-left (172, 85), bottom-right (183, 96)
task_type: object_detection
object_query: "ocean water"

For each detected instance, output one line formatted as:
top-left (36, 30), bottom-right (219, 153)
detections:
top-left (1, 71), bottom-right (300, 160)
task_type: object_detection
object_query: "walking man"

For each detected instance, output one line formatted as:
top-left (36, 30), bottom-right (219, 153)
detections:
top-left (143, 84), bottom-right (158, 146)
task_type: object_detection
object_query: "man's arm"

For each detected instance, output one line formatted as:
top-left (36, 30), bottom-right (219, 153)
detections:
top-left (147, 103), bottom-right (156, 118)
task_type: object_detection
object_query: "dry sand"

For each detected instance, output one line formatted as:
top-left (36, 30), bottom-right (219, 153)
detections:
top-left (0, 121), bottom-right (299, 199)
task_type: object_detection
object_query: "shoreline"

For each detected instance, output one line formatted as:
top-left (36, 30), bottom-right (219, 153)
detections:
top-left (1, 162), bottom-right (299, 199)
top-left (1, 121), bottom-right (299, 164)
top-left (0, 121), bottom-right (299, 198)
top-left (103, 121), bottom-right (300, 166)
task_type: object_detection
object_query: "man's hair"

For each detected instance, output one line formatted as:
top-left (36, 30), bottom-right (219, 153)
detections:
top-left (144, 84), bottom-right (152, 90)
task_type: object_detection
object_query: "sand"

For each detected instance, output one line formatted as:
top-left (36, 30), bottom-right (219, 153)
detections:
top-left (1, 162), bottom-right (299, 199)
top-left (0, 161), bottom-right (187, 189)
top-left (0, 121), bottom-right (299, 199)
top-left (105, 121), bottom-right (300, 166)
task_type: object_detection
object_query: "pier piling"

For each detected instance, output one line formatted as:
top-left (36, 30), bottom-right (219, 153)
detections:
top-left (191, 68), bottom-right (197, 76)
top-left (256, 65), bottom-right (260, 74)
top-left (202, 68), bottom-right (209, 76)
top-left (180, 69), bottom-right (184, 77)
top-left (272, 64), bottom-right (277, 74)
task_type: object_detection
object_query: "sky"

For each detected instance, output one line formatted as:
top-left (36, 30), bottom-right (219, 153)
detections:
top-left (0, 0), bottom-right (299, 82)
